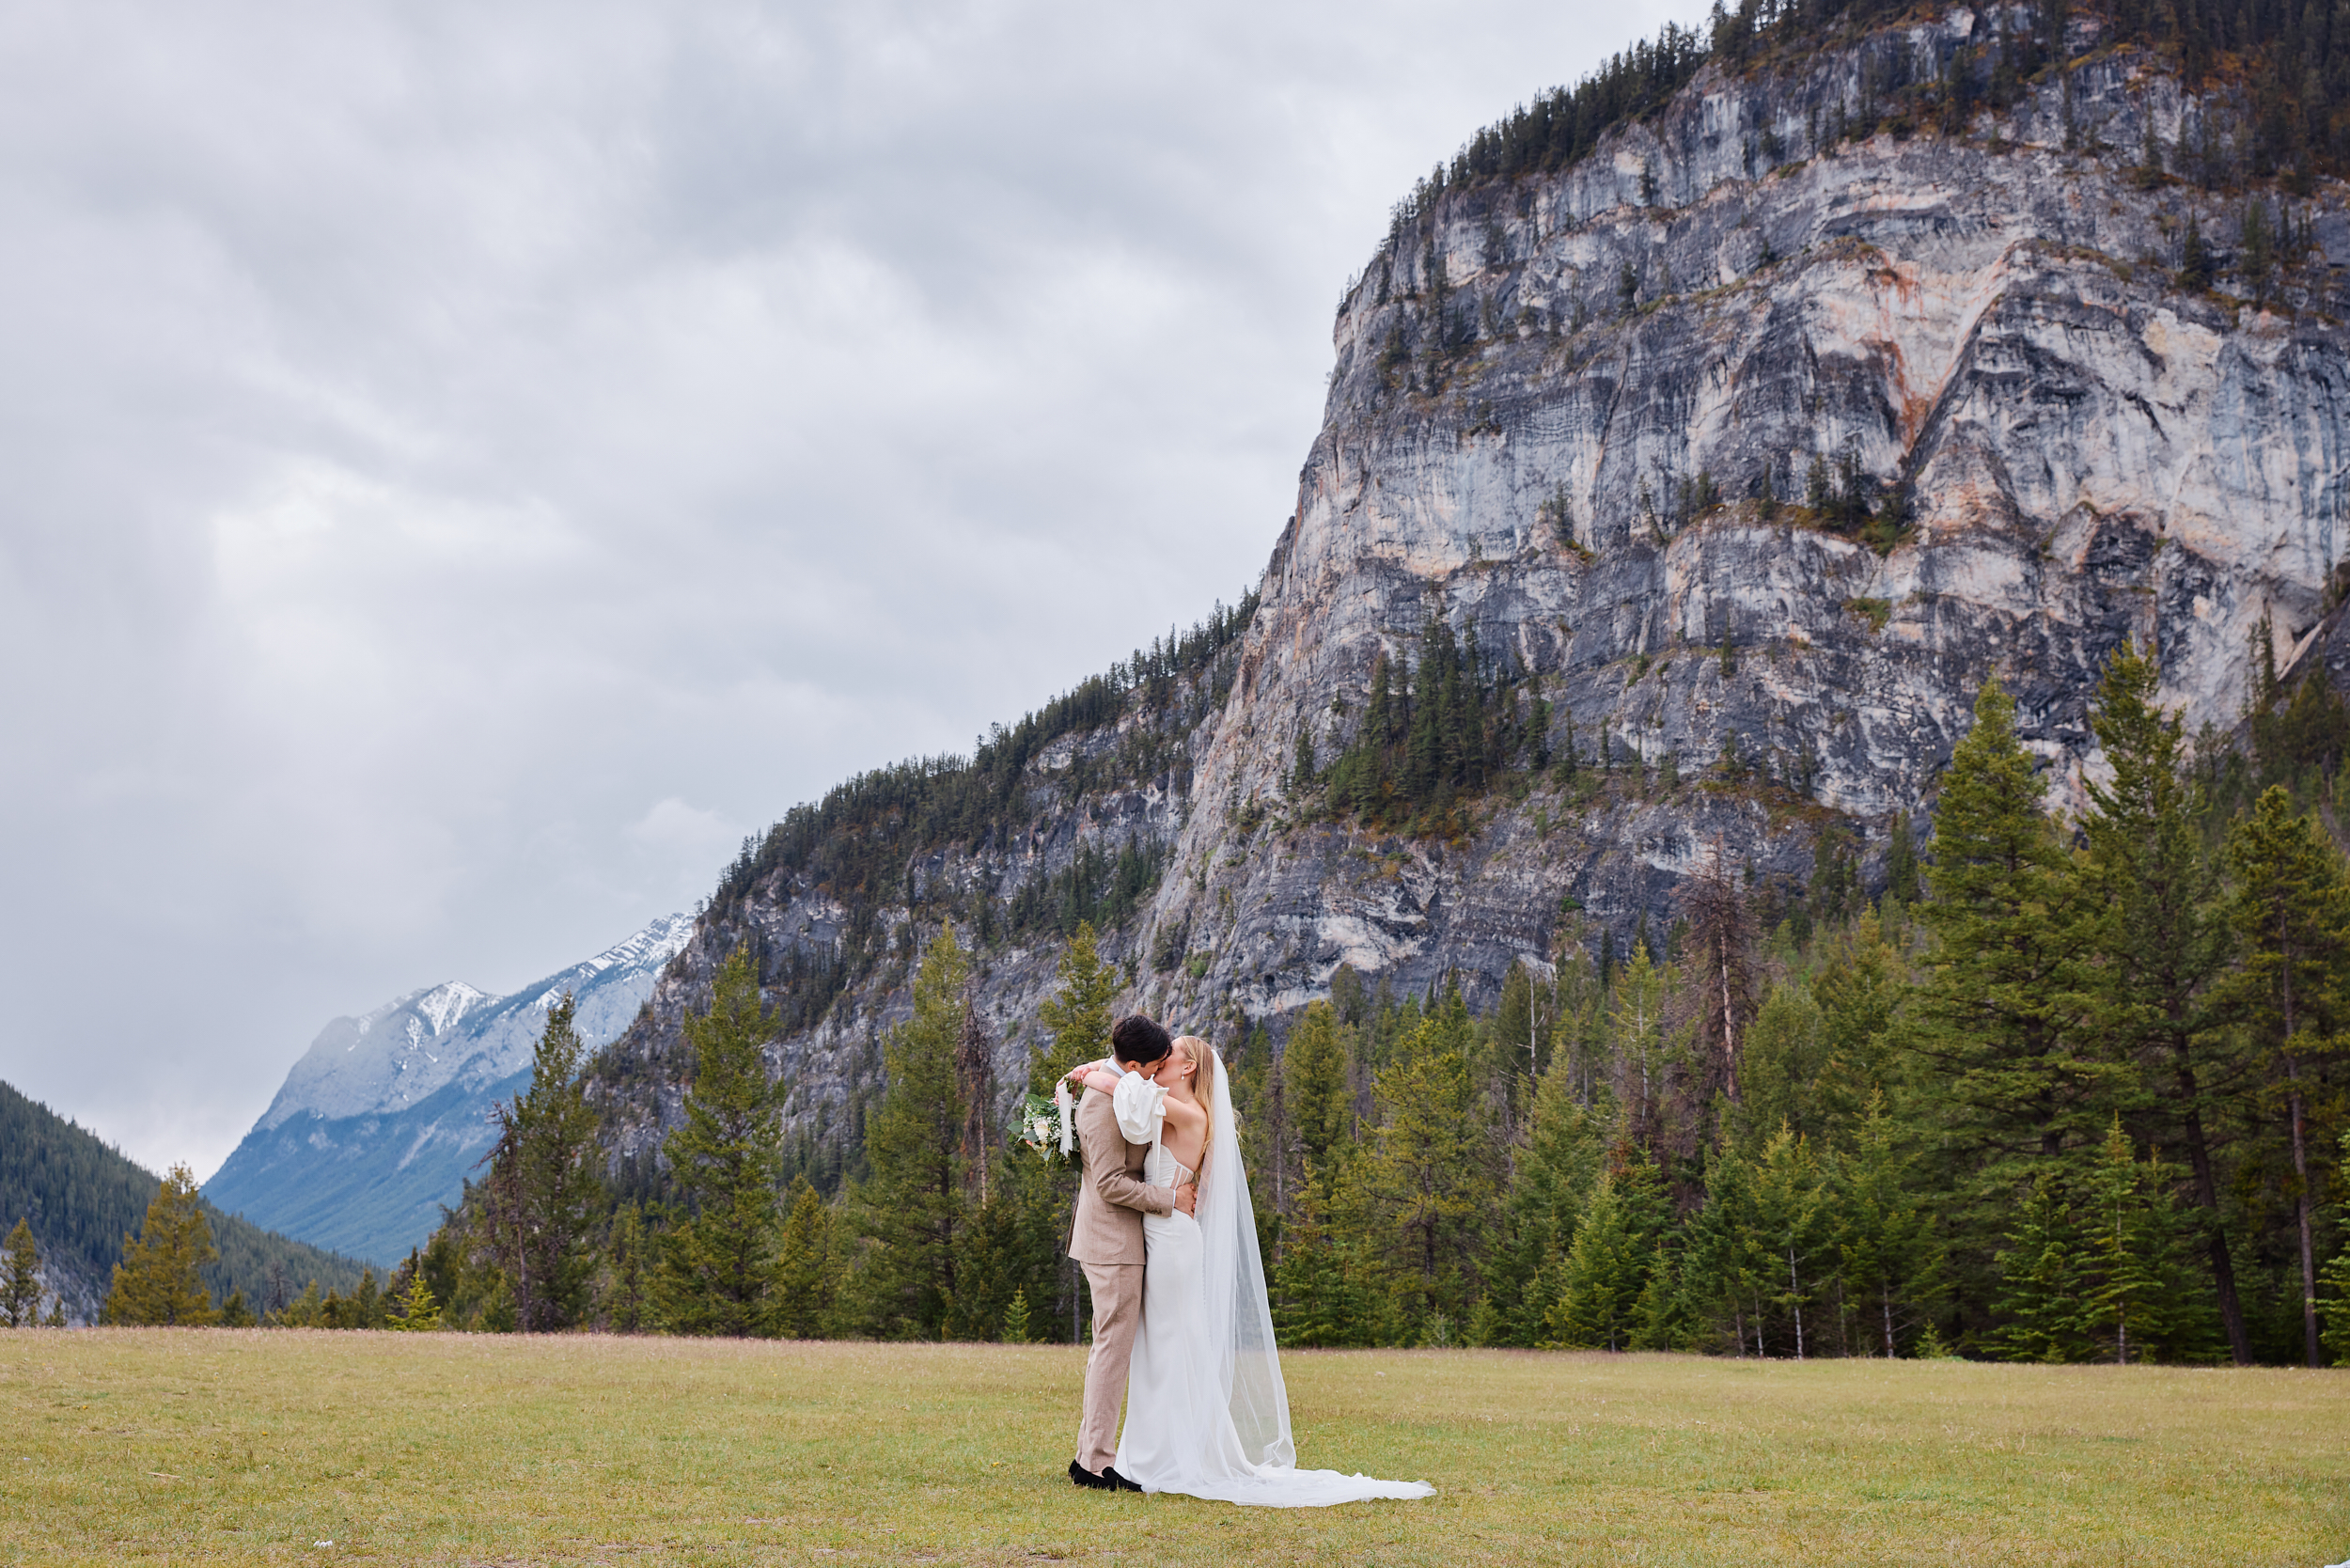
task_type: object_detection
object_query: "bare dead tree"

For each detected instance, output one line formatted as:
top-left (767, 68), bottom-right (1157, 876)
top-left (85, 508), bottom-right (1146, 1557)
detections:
top-left (954, 988), bottom-right (995, 1207)
top-left (1680, 839), bottom-right (1759, 1107)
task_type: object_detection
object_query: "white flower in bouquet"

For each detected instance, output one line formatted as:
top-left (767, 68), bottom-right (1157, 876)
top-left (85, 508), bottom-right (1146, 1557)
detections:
top-left (1016, 1090), bottom-right (1074, 1165)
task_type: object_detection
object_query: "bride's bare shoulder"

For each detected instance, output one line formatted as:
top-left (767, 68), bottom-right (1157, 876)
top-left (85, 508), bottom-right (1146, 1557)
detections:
top-left (1164, 1093), bottom-right (1207, 1129)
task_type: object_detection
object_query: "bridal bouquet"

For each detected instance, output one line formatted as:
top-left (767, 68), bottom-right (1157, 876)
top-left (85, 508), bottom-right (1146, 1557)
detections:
top-left (1016, 1084), bottom-right (1076, 1165)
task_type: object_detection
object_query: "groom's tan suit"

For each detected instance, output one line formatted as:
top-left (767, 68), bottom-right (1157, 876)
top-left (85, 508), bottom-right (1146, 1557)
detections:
top-left (1069, 1083), bottom-right (1174, 1476)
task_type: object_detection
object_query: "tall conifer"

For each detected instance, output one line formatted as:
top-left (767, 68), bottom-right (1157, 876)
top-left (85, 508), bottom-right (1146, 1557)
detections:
top-left (481, 993), bottom-right (604, 1332)
top-left (656, 947), bottom-right (787, 1336)
top-left (2217, 786), bottom-right (2350, 1365)
top-left (1342, 996), bottom-right (1502, 1335)
top-left (2076, 1118), bottom-right (2197, 1364)
top-left (2078, 642), bottom-right (2249, 1359)
top-left (1836, 1094), bottom-right (1941, 1356)
top-left (1480, 1055), bottom-right (1606, 1345)
top-left (1992, 1174), bottom-right (2090, 1361)
top-left (1546, 1159), bottom-right (1669, 1351)
top-left (104, 1165), bottom-right (217, 1326)
top-left (2321, 1131), bottom-right (2350, 1365)
top-left (3, 1219), bottom-right (43, 1327)
top-left (1031, 920), bottom-right (1115, 1090)
top-left (858, 926), bottom-right (975, 1338)
top-left (1911, 679), bottom-right (2104, 1263)
top-left (773, 1178), bottom-right (836, 1338)
top-left (1752, 1127), bottom-right (1832, 1359)
top-left (1283, 1000), bottom-right (1354, 1195)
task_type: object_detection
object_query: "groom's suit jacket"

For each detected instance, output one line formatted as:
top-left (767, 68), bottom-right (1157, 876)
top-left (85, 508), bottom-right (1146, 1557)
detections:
top-left (1068, 1085), bottom-right (1174, 1266)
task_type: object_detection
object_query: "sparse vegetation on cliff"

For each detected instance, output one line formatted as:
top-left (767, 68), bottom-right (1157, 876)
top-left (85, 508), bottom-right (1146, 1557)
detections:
top-left (1399, 0), bottom-right (2350, 232)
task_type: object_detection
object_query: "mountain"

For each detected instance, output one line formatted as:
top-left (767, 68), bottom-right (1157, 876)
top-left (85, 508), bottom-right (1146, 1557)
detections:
top-left (207, 914), bottom-right (691, 1263)
top-left (1, 1078), bottom-right (366, 1325)
top-left (586, 11), bottom-right (2350, 1179)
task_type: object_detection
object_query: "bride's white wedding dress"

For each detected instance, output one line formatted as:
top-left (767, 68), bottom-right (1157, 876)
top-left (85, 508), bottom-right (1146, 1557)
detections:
top-left (1109, 1060), bottom-right (1433, 1508)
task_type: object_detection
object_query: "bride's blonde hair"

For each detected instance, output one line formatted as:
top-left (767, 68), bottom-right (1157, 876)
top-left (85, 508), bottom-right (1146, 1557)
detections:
top-left (1174, 1035), bottom-right (1216, 1184)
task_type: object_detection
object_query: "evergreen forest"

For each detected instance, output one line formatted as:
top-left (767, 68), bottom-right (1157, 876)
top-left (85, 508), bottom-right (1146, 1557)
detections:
top-left (0, 1079), bottom-right (367, 1323)
top-left (199, 641), bottom-right (2342, 1370)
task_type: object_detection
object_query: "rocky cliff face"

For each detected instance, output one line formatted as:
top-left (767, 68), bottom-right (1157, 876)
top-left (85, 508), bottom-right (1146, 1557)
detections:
top-left (595, 14), bottom-right (2350, 1169)
top-left (1140, 13), bottom-right (2350, 1027)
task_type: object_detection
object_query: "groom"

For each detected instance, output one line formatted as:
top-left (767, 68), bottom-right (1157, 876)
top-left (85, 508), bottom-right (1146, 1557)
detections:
top-left (1067, 1013), bottom-right (1194, 1492)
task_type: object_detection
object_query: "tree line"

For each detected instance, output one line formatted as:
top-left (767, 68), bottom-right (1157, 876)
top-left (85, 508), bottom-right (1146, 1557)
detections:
top-left (380, 644), bottom-right (2346, 1366)
top-left (0, 1075), bottom-right (367, 1325)
top-left (42, 642), bottom-right (2350, 1363)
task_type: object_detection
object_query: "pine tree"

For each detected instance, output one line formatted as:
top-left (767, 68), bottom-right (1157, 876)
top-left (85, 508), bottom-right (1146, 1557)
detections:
top-left (1751, 1127), bottom-right (1833, 1358)
top-left (1736, 982), bottom-right (1827, 1145)
top-left (481, 993), bottom-right (605, 1333)
top-left (1992, 1173), bottom-right (2090, 1362)
top-left (1481, 1055), bottom-right (1606, 1345)
top-left (2077, 1118), bottom-right (2195, 1364)
top-left (218, 1290), bottom-right (255, 1327)
top-left (2078, 641), bottom-right (2249, 1360)
top-left (354, 1267), bottom-right (382, 1328)
top-left (602, 1205), bottom-right (649, 1333)
top-left (1032, 920), bottom-right (1116, 1090)
top-left (1341, 1001), bottom-right (1502, 1334)
top-left (1837, 1094), bottom-right (1941, 1356)
top-left (1910, 679), bottom-right (2106, 1261)
top-left (4, 1219), bottom-right (43, 1327)
top-left (1808, 913), bottom-right (1907, 1133)
top-left (1546, 1160), bottom-right (1668, 1350)
top-left (1273, 1191), bottom-right (1396, 1347)
top-left (1885, 810), bottom-right (1921, 903)
top-left (104, 1164), bottom-right (217, 1326)
top-left (1018, 919), bottom-right (1120, 1345)
top-left (858, 926), bottom-right (975, 1338)
top-left (387, 1271), bottom-right (441, 1331)
top-left (2217, 786), bottom-right (2350, 1366)
top-left (656, 946), bottom-right (788, 1337)
top-left (2180, 215), bottom-right (2214, 290)
top-left (773, 1178), bottom-right (836, 1338)
top-left (1491, 959), bottom-right (1548, 1099)
top-left (1283, 1000), bottom-right (1354, 1195)
top-left (2321, 1131), bottom-right (2350, 1366)
top-left (1611, 944), bottom-right (1668, 1146)
top-left (1001, 1287), bottom-right (1033, 1344)
top-left (1683, 1143), bottom-right (1770, 1354)
top-left (1681, 854), bottom-right (1758, 1108)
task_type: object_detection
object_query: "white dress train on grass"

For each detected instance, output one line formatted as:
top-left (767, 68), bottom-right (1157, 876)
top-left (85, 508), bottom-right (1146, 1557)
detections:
top-left (1109, 1062), bottom-right (1433, 1508)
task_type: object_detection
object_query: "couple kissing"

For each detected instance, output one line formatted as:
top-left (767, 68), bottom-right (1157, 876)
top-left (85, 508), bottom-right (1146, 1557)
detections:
top-left (1061, 1012), bottom-right (1432, 1508)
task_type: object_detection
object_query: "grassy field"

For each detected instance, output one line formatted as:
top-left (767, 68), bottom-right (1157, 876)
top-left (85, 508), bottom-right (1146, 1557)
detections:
top-left (1, 1331), bottom-right (2345, 1566)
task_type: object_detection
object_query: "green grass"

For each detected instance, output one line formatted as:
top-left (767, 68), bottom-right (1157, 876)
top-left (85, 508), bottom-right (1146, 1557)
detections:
top-left (2, 1331), bottom-right (2346, 1565)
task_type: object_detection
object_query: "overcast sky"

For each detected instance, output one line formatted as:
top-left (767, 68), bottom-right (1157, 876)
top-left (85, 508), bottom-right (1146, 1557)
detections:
top-left (0, 0), bottom-right (1701, 1181)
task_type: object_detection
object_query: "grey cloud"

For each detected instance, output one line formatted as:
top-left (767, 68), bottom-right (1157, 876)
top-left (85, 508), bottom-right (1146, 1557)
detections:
top-left (0, 0), bottom-right (1700, 1176)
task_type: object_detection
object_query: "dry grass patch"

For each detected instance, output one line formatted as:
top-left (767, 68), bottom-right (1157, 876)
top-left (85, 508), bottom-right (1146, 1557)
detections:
top-left (1, 1330), bottom-right (2345, 1565)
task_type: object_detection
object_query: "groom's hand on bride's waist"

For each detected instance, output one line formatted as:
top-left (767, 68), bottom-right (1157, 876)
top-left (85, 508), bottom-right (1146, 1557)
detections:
top-left (1173, 1184), bottom-right (1196, 1215)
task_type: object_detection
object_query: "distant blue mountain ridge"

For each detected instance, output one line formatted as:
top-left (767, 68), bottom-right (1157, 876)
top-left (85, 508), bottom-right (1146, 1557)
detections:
top-left (204, 914), bottom-right (691, 1264)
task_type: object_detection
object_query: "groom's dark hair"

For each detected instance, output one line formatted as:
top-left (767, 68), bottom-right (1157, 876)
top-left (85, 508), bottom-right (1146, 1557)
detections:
top-left (1110, 1014), bottom-right (1174, 1069)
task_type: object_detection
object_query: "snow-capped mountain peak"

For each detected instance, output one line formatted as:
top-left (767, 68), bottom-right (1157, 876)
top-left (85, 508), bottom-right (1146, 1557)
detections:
top-left (213, 912), bottom-right (694, 1263)
top-left (249, 916), bottom-right (684, 1133)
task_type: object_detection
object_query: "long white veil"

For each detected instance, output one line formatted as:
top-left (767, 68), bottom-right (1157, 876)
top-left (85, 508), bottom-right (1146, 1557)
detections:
top-left (1197, 1048), bottom-right (1295, 1470)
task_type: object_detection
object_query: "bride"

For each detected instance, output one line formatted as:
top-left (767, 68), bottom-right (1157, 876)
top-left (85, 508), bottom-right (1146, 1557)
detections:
top-left (1064, 1036), bottom-right (1433, 1508)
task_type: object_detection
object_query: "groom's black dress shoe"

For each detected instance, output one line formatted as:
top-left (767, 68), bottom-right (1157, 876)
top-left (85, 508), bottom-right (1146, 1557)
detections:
top-left (1069, 1460), bottom-right (1112, 1491)
top-left (1101, 1466), bottom-right (1143, 1494)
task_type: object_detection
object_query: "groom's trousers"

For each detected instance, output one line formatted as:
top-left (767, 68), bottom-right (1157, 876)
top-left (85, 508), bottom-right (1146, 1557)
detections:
top-left (1076, 1261), bottom-right (1143, 1474)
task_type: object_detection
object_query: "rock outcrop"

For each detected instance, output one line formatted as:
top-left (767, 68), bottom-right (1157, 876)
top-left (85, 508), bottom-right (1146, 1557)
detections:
top-left (592, 14), bottom-right (2350, 1169)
